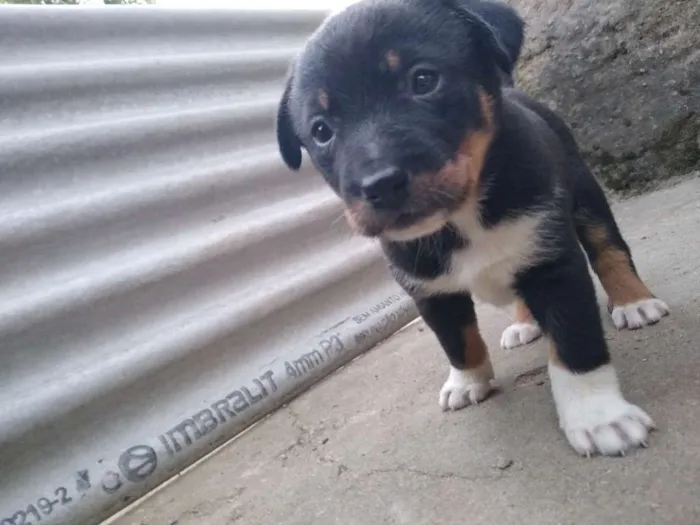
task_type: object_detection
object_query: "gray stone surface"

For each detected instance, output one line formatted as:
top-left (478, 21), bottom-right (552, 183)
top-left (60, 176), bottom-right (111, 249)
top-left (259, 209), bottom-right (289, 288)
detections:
top-left (513, 0), bottom-right (700, 192)
top-left (109, 177), bottom-right (700, 525)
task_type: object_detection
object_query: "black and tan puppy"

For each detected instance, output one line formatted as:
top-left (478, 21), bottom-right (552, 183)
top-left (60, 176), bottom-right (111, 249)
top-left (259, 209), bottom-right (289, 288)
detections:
top-left (276, 0), bottom-right (670, 456)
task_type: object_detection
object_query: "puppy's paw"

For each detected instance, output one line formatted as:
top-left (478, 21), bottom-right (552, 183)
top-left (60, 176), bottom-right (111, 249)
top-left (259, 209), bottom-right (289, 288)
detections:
top-left (550, 363), bottom-right (655, 457)
top-left (562, 399), bottom-right (654, 457)
top-left (500, 322), bottom-right (542, 349)
top-left (611, 298), bottom-right (669, 330)
top-left (439, 381), bottom-right (492, 411)
top-left (439, 363), bottom-right (494, 411)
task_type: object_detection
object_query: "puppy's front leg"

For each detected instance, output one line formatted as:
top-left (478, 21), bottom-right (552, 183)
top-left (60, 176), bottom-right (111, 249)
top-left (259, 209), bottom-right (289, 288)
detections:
top-left (417, 293), bottom-right (494, 411)
top-left (518, 253), bottom-right (655, 457)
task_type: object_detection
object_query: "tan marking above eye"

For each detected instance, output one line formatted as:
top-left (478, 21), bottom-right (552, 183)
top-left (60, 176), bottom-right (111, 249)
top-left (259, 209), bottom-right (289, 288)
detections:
top-left (385, 50), bottom-right (401, 72)
top-left (318, 89), bottom-right (329, 111)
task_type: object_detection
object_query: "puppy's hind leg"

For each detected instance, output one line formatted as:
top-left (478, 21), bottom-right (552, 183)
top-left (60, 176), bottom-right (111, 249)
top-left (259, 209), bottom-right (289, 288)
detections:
top-left (500, 299), bottom-right (543, 349)
top-left (573, 166), bottom-right (669, 330)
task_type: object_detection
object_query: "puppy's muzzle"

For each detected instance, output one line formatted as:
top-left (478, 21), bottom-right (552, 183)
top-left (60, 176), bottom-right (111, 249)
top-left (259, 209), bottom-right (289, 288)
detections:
top-left (360, 167), bottom-right (410, 211)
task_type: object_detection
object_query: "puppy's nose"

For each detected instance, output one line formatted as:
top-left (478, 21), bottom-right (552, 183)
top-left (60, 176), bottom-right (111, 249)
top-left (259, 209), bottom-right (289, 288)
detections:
top-left (361, 167), bottom-right (409, 210)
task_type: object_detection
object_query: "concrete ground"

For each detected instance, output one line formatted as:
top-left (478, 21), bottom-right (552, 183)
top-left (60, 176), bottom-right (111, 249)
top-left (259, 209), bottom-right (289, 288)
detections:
top-left (111, 176), bottom-right (700, 525)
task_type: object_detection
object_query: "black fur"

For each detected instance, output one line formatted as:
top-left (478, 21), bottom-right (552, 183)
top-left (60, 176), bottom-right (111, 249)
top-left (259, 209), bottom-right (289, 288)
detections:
top-left (275, 0), bottom-right (525, 174)
top-left (275, 0), bottom-right (648, 378)
top-left (516, 251), bottom-right (612, 374)
top-left (416, 293), bottom-right (478, 370)
top-left (276, 71), bottom-right (302, 170)
top-left (440, 0), bottom-right (520, 82)
top-left (384, 224), bottom-right (466, 282)
top-left (458, 0), bottom-right (525, 70)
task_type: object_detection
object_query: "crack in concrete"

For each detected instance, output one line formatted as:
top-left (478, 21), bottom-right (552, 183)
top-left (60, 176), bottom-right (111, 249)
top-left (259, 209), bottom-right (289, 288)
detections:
top-left (365, 466), bottom-right (502, 483)
top-left (281, 408), bottom-right (351, 476)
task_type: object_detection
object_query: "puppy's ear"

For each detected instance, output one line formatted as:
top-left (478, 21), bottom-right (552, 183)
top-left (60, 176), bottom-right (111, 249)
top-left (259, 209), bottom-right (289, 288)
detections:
top-left (276, 70), bottom-right (303, 171)
top-left (446, 0), bottom-right (524, 79)
top-left (460, 0), bottom-right (524, 75)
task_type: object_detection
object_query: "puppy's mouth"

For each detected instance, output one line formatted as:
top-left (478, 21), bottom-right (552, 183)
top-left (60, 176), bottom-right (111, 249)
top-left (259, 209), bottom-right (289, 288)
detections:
top-left (344, 185), bottom-right (467, 241)
top-left (385, 211), bottom-right (453, 241)
top-left (343, 152), bottom-right (476, 241)
top-left (344, 207), bottom-right (445, 239)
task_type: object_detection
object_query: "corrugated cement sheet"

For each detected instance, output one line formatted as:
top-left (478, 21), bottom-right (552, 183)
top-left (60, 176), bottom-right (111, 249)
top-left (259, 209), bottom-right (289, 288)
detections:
top-left (0, 7), bottom-right (418, 525)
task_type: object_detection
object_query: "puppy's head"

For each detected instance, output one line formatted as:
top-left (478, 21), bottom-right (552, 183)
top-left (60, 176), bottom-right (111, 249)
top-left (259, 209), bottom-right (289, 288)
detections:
top-left (276, 0), bottom-right (524, 241)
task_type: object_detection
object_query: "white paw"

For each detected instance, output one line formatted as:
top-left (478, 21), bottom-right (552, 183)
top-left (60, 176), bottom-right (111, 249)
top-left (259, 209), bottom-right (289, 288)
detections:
top-left (550, 363), bottom-right (655, 457)
top-left (439, 363), bottom-right (494, 411)
top-left (611, 298), bottom-right (669, 330)
top-left (500, 322), bottom-right (542, 349)
top-left (563, 400), bottom-right (654, 457)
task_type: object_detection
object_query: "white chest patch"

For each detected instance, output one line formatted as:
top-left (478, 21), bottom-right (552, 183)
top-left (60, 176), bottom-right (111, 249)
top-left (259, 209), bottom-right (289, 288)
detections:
top-left (415, 208), bottom-right (549, 306)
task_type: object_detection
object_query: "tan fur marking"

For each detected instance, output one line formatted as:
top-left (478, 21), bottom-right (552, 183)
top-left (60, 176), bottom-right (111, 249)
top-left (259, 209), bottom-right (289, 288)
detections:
top-left (344, 87), bottom-right (496, 239)
top-left (463, 323), bottom-right (489, 369)
top-left (344, 201), bottom-right (385, 236)
top-left (344, 202), bottom-right (371, 234)
top-left (318, 89), bottom-right (329, 111)
top-left (461, 130), bottom-right (492, 186)
top-left (385, 50), bottom-right (401, 71)
top-left (477, 88), bottom-right (495, 130)
top-left (405, 87), bottom-right (496, 217)
top-left (514, 299), bottom-right (535, 324)
top-left (455, 88), bottom-right (496, 189)
top-left (343, 207), bottom-right (359, 232)
top-left (586, 225), bottom-right (653, 306)
top-left (548, 341), bottom-right (563, 367)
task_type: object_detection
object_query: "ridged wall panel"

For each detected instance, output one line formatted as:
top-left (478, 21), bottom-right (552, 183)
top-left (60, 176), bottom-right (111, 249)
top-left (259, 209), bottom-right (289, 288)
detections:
top-left (0, 7), bottom-right (417, 525)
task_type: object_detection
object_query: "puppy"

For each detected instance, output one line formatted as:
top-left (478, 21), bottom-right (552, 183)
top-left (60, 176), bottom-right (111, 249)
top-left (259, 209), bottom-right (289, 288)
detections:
top-left (275, 0), bottom-right (670, 457)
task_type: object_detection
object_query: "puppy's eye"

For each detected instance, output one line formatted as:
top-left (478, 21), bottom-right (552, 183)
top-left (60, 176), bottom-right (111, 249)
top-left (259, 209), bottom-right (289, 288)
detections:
top-left (410, 68), bottom-right (440, 96)
top-left (311, 119), bottom-right (334, 145)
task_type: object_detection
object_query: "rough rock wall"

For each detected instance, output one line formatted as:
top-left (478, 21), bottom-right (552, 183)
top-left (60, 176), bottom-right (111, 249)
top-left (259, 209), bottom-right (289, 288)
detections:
top-left (511, 0), bottom-right (699, 192)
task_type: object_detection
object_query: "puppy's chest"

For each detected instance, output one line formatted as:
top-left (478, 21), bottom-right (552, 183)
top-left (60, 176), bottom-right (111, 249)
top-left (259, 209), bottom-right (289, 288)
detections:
top-left (405, 214), bottom-right (544, 306)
